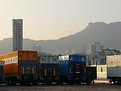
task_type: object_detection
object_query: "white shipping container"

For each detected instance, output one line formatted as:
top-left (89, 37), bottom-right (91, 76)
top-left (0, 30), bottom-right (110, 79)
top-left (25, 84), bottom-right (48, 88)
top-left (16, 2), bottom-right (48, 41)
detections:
top-left (107, 55), bottom-right (121, 67)
top-left (107, 55), bottom-right (121, 77)
top-left (97, 65), bottom-right (107, 80)
top-left (39, 55), bottom-right (58, 64)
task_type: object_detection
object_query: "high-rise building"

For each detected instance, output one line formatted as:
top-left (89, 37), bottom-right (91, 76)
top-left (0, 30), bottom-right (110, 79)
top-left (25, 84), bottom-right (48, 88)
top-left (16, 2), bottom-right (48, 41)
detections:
top-left (87, 42), bottom-right (104, 54)
top-left (12, 19), bottom-right (23, 51)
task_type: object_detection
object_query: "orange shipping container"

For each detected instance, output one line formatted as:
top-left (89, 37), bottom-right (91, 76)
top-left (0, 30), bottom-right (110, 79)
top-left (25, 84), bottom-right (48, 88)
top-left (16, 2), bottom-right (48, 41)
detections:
top-left (4, 63), bottom-right (18, 75)
top-left (0, 50), bottom-right (38, 76)
top-left (18, 51), bottom-right (38, 61)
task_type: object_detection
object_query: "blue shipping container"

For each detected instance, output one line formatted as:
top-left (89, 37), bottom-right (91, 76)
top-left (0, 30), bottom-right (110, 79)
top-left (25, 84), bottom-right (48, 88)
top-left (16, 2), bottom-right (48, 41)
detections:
top-left (58, 54), bottom-right (87, 82)
top-left (69, 54), bottom-right (87, 62)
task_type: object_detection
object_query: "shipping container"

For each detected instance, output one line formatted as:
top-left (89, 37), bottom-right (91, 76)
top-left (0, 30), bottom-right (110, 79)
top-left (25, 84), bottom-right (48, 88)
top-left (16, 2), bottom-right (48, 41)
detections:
top-left (86, 67), bottom-right (96, 84)
top-left (58, 54), bottom-right (96, 84)
top-left (40, 63), bottom-right (59, 84)
top-left (39, 55), bottom-right (59, 84)
top-left (58, 59), bottom-right (70, 84)
top-left (96, 65), bottom-right (107, 80)
top-left (106, 55), bottom-right (121, 84)
top-left (0, 50), bottom-right (39, 85)
top-left (39, 55), bottom-right (58, 64)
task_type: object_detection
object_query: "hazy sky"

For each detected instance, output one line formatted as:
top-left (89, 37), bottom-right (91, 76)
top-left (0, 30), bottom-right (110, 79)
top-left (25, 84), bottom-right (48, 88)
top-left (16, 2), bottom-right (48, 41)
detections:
top-left (0, 0), bottom-right (121, 40)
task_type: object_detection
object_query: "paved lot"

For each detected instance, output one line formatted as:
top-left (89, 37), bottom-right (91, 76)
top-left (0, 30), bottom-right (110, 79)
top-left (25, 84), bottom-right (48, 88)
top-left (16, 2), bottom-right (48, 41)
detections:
top-left (0, 84), bottom-right (121, 91)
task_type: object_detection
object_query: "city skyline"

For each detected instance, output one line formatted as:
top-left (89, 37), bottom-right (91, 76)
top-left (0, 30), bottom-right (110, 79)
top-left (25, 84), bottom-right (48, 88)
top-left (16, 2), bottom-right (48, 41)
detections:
top-left (0, 0), bottom-right (121, 40)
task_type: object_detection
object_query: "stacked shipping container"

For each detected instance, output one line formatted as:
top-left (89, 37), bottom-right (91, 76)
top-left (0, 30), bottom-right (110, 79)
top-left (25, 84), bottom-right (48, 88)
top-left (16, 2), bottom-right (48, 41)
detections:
top-left (0, 50), bottom-right (39, 85)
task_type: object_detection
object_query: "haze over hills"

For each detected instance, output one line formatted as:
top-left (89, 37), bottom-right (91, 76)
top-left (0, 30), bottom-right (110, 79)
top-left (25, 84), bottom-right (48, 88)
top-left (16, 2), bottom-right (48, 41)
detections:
top-left (0, 22), bottom-right (121, 54)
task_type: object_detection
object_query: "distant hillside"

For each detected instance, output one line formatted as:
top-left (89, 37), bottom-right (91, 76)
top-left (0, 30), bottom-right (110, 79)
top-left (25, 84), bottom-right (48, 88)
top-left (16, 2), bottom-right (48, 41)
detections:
top-left (1, 22), bottom-right (121, 54)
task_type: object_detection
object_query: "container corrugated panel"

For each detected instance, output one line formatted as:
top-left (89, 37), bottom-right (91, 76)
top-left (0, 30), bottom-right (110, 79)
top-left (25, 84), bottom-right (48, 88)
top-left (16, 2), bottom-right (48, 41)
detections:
top-left (108, 67), bottom-right (121, 77)
top-left (58, 55), bottom-right (69, 76)
top-left (69, 54), bottom-right (87, 63)
top-left (40, 63), bottom-right (59, 77)
top-left (39, 55), bottom-right (58, 64)
top-left (58, 60), bottom-right (69, 76)
top-left (97, 65), bottom-right (107, 80)
top-left (4, 63), bottom-right (18, 75)
top-left (19, 60), bottom-right (39, 75)
top-left (18, 50), bottom-right (38, 61)
top-left (107, 55), bottom-right (121, 67)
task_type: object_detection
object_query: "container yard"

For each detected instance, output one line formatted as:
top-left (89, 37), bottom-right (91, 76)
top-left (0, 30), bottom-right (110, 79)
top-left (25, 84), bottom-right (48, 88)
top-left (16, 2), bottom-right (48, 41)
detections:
top-left (0, 50), bottom-right (121, 89)
top-left (0, 51), bottom-right (121, 91)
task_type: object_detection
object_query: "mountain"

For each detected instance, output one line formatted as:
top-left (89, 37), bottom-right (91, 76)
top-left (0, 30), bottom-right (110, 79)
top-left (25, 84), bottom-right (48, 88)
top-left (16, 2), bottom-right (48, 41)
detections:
top-left (1, 22), bottom-right (121, 54)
